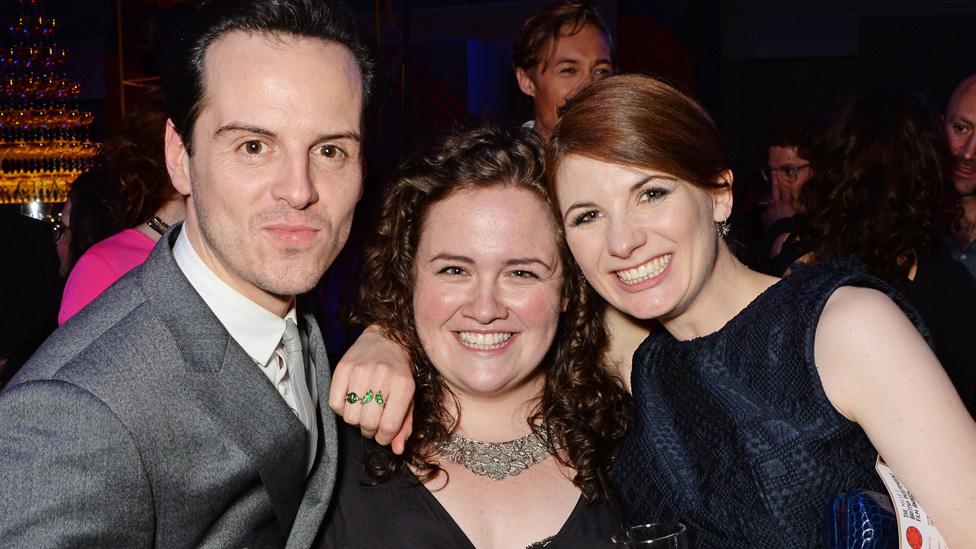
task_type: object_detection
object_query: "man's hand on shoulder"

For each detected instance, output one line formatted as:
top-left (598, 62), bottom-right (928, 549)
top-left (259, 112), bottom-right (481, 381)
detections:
top-left (328, 324), bottom-right (415, 454)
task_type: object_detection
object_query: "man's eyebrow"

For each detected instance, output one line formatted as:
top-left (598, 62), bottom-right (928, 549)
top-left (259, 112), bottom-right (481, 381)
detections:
top-left (213, 125), bottom-right (362, 144)
top-left (551, 56), bottom-right (612, 66)
top-left (319, 131), bottom-right (362, 143)
top-left (950, 114), bottom-right (974, 126)
top-left (214, 124), bottom-right (275, 138)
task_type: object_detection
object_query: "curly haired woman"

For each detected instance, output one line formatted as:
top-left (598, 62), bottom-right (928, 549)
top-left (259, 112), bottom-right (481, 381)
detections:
top-left (320, 124), bottom-right (631, 548)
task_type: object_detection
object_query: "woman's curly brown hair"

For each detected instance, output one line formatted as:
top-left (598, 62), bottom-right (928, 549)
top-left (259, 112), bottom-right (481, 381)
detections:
top-left (100, 87), bottom-right (178, 228)
top-left (798, 88), bottom-right (959, 290)
top-left (348, 122), bottom-right (632, 500)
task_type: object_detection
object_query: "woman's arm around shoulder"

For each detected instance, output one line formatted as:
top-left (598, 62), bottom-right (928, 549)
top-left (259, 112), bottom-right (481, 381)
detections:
top-left (815, 286), bottom-right (976, 548)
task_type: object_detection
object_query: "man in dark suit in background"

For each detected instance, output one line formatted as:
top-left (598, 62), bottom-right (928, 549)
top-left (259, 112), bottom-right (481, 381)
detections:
top-left (0, 0), bottom-right (373, 546)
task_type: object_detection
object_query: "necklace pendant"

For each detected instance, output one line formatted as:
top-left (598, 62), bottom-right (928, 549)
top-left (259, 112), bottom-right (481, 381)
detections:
top-left (438, 430), bottom-right (550, 481)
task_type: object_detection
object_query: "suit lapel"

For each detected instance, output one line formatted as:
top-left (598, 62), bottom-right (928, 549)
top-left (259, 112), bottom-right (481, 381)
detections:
top-left (210, 343), bottom-right (307, 530)
top-left (298, 323), bottom-right (318, 407)
top-left (140, 225), bottom-right (309, 534)
top-left (286, 301), bottom-right (338, 548)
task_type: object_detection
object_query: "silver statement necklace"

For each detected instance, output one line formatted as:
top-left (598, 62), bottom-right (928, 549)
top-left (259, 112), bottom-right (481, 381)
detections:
top-left (438, 430), bottom-right (550, 481)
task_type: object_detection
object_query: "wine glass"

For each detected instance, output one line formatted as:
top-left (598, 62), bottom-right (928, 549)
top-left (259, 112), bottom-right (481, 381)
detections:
top-left (611, 522), bottom-right (689, 548)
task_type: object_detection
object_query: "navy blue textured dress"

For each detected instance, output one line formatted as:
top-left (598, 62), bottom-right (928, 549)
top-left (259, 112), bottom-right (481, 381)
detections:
top-left (612, 262), bottom-right (927, 548)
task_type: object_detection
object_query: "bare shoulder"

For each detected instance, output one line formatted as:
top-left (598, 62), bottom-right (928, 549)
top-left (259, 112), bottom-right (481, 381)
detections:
top-left (820, 285), bottom-right (904, 320)
top-left (814, 285), bottom-right (932, 418)
top-left (813, 287), bottom-right (976, 548)
top-left (816, 286), bottom-right (919, 348)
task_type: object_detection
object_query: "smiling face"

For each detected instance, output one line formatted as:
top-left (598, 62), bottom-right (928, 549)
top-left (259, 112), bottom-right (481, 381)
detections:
top-left (555, 155), bottom-right (731, 322)
top-left (516, 24), bottom-right (612, 139)
top-left (165, 31), bottom-right (364, 315)
top-left (944, 78), bottom-right (976, 195)
top-left (412, 185), bottom-right (564, 402)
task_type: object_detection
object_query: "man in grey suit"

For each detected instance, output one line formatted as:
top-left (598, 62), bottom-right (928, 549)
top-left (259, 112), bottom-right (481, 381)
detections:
top-left (0, 0), bottom-right (373, 546)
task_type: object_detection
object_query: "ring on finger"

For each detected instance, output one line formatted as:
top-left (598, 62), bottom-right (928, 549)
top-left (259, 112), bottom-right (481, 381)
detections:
top-left (347, 389), bottom-right (386, 406)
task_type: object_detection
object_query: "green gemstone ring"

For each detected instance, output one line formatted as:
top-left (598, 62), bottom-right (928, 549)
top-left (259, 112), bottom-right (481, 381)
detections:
top-left (347, 389), bottom-right (385, 406)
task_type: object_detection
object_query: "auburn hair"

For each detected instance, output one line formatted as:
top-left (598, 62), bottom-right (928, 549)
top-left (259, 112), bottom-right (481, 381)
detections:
top-left (547, 74), bottom-right (730, 209)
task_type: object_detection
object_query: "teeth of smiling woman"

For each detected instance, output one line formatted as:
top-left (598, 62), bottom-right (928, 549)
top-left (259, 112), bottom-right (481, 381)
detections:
top-left (458, 332), bottom-right (513, 349)
top-left (616, 254), bottom-right (672, 285)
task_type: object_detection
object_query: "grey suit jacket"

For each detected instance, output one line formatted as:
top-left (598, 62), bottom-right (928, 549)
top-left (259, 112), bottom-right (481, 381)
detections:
top-left (0, 225), bottom-right (338, 548)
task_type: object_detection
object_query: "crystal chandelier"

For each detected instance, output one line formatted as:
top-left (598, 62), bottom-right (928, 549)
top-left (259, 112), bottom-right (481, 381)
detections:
top-left (0, 0), bottom-right (99, 205)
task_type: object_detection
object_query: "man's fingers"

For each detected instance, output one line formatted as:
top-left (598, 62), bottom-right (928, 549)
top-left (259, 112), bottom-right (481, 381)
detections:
top-left (786, 181), bottom-right (801, 211)
top-left (372, 375), bottom-right (413, 446)
top-left (332, 362), bottom-right (414, 449)
top-left (332, 367), bottom-right (376, 426)
top-left (325, 323), bottom-right (416, 448)
top-left (772, 179), bottom-right (785, 205)
top-left (357, 402), bottom-right (383, 439)
top-left (391, 404), bottom-right (414, 455)
top-left (328, 359), bottom-right (353, 413)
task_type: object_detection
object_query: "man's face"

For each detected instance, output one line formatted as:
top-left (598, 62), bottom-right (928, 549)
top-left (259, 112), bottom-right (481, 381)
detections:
top-left (944, 80), bottom-right (976, 196)
top-left (516, 24), bottom-right (611, 139)
top-left (767, 146), bottom-right (813, 206)
top-left (165, 31), bottom-right (364, 315)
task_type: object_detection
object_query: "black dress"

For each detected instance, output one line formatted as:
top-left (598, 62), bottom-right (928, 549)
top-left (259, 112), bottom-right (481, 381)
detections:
top-left (612, 262), bottom-right (926, 548)
top-left (321, 424), bottom-right (619, 548)
top-left (905, 255), bottom-right (976, 417)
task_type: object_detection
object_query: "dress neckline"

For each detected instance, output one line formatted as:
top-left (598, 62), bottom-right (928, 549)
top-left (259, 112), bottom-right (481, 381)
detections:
top-left (660, 275), bottom-right (787, 349)
top-left (404, 464), bottom-right (590, 549)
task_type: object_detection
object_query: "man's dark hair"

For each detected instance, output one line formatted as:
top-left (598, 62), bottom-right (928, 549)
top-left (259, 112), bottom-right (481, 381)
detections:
top-left (512, 1), bottom-right (613, 73)
top-left (764, 113), bottom-right (828, 163)
top-left (162, 0), bottom-right (374, 155)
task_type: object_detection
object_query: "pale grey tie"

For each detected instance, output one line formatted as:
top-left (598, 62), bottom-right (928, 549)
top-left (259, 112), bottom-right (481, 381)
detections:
top-left (282, 319), bottom-right (317, 467)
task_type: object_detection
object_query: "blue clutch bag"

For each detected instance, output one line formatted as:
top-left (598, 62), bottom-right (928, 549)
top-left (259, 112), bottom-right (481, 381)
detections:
top-left (824, 490), bottom-right (899, 549)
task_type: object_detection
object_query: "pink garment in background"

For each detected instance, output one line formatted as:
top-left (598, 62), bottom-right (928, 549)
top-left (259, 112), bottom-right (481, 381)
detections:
top-left (58, 228), bottom-right (156, 324)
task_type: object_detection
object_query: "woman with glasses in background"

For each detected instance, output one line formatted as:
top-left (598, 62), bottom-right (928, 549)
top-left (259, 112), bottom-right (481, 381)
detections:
top-left (57, 89), bottom-right (183, 324)
top-left (53, 169), bottom-right (121, 279)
